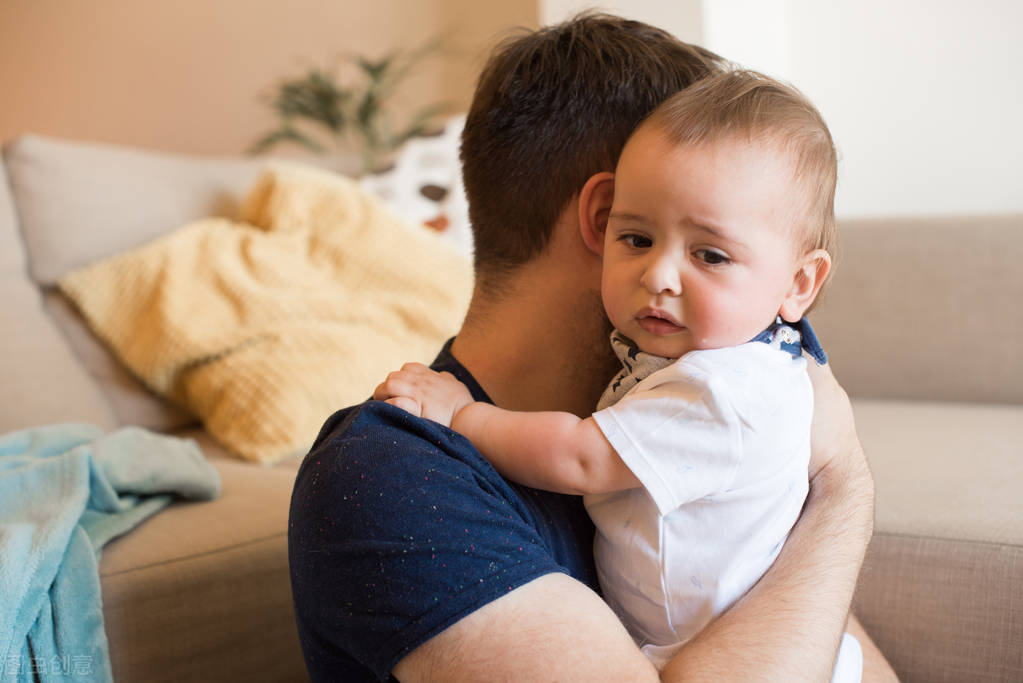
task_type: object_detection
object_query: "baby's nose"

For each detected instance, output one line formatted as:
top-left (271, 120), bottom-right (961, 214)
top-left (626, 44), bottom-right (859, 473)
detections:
top-left (641, 258), bottom-right (682, 295)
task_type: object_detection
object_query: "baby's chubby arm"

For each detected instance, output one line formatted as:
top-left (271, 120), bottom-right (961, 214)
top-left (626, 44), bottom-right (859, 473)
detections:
top-left (453, 401), bottom-right (641, 495)
top-left (373, 363), bottom-right (639, 495)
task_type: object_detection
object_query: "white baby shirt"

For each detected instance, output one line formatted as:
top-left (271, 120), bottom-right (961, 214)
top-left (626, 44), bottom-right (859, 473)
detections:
top-left (587, 338), bottom-right (813, 668)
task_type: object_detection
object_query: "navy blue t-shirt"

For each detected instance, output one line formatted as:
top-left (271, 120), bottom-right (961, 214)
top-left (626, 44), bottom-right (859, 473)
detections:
top-left (288, 341), bottom-right (599, 681)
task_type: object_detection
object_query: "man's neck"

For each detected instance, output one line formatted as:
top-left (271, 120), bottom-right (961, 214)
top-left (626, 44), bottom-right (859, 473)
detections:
top-left (450, 267), bottom-right (618, 418)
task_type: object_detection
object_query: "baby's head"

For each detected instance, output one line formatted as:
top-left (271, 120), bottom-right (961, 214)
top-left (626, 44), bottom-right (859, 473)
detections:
top-left (601, 69), bottom-right (837, 358)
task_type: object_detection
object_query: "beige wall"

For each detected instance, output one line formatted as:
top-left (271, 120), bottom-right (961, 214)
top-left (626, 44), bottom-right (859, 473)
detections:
top-left (0, 0), bottom-right (536, 155)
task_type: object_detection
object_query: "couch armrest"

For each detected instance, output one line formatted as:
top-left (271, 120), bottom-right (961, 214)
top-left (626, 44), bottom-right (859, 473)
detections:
top-left (0, 160), bottom-right (117, 432)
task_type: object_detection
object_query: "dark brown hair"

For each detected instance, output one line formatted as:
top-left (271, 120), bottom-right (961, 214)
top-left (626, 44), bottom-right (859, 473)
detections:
top-left (460, 12), bottom-right (727, 291)
top-left (644, 69), bottom-right (838, 258)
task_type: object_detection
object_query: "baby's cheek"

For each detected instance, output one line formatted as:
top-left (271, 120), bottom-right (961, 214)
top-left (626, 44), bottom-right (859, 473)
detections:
top-left (695, 293), bottom-right (749, 346)
top-left (601, 283), bottom-right (629, 329)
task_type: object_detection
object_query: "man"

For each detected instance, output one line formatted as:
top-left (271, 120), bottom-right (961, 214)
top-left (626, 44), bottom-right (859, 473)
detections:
top-left (289, 13), bottom-right (894, 681)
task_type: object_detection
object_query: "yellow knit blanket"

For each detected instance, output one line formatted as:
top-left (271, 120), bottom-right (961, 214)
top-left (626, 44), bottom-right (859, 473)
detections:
top-left (59, 163), bottom-right (473, 464)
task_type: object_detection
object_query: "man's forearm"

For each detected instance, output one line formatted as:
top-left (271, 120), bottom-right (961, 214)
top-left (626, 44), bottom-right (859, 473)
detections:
top-left (660, 445), bottom-right (874, 681)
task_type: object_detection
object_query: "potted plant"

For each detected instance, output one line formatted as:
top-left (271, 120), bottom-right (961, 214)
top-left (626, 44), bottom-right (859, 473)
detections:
top-left (252, 41), bottom-right (447, 174)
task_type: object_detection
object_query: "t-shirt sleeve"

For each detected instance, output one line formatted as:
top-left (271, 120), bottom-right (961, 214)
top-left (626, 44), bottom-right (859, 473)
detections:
top-left (592, 361), bottom-right (743, 516)
top-left (289, 401), bottom-right (593, 681)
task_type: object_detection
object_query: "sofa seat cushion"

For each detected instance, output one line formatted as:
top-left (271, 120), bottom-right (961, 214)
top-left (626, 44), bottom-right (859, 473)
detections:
top-left (98, 431), bottom-right (304, 681)
top-left (851, 399), bottom-right (1023, 682)
top-left (853, 399), bottom-right (1022, 545)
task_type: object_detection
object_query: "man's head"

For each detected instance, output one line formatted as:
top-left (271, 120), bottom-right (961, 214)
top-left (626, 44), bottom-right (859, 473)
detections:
top-left (600, 70), bottom-right (837, 358)
top-left (460, 12), bottom-right (727, 294)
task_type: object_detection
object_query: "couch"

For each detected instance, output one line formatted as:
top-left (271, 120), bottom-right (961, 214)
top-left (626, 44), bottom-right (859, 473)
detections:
top-left (1, 134), bottom-right (1020, 682)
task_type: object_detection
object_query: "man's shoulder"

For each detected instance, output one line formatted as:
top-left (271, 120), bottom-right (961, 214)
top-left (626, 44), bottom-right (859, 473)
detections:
top-left (288, 398), bottom-right (508, 564)
top-left (298, 399), bottom-right (477, 482)
top-left (288, 399), bottom-right (600, 680)
top-left (296, 339), bottom-right (492, 479)
top-left (310, 399), bottom-right (438, 453)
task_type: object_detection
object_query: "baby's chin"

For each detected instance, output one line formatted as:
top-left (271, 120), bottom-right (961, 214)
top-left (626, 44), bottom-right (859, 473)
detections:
top-left (630, 333), bottom-right (695, 359)
top-left (636, 331), bottom-right (765, 359)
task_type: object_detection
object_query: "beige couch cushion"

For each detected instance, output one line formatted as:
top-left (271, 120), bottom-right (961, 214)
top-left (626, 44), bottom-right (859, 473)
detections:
top-left (811, 215), bottom-right (1023, 405)
top-left (855, 399), bottom-right (1023, 545)
top-left (3, 135), bottom-right (265, 430)
top-left (855, 534), bottom-right (1022, 683)
top-left (43, 290), bottom-right (198, 432)
top-left (0, 160), bottom-right (116, 433)
top-left (4, 134), bottom-right (264, 286)
top-left (0, 150), bottom-right (22, 274)
top-left (100, 428), bottom-right (304, 681)
top-left (852, 398), bottom-right (1023, 682)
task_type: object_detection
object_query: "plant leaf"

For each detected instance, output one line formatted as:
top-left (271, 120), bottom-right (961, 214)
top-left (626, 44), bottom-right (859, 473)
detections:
top-left (271, 70), bottom-right (349, 133)
top-left (355, 54), bottom-right (394, 82)
top-left (248, 127), bottom-right (326, 154)
top-left (253, 36), bottom-right (448, 163)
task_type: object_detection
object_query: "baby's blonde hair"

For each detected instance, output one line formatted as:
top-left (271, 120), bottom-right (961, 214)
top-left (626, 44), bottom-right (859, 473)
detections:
top-left (643, 69), bottom-right (837, 261)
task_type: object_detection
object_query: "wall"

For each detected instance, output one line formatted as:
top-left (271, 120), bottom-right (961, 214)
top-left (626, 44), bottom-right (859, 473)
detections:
top-left (705, 0), bottom-right (1023, 218)
top-left (538, 0), bottom-right (702, 44)
top-left (0, 0), bottom-right (537, 155)
top-left (541, 1), bottom-right (1022, 219)
top-left (4, 1), bottom-right (1018, 218)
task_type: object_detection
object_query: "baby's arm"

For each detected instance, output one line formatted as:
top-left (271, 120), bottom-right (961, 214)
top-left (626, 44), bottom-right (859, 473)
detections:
top-left (373, 363), bottom-right (639, 495)
top-left (453, 402), bottom-right (639, 495)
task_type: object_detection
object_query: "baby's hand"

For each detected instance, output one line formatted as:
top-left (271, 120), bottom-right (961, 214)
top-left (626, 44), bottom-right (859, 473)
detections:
top-left (373, 362), bottom-right (474, 427)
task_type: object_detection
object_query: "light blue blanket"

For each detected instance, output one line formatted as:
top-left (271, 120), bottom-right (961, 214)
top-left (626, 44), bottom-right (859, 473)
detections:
top-left (0, 424), bottom-right (220, 682)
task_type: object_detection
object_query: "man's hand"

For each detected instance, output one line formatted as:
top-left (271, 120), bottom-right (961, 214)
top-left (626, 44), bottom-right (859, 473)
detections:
top-left (373, 362), bottom-right (475, 427)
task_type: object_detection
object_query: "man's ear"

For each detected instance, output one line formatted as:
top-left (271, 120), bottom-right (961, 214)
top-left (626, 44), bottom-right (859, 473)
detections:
top-left (578, 172), bottom-right (615, 256)
top-left (779, 249), bottom-right (832, 322)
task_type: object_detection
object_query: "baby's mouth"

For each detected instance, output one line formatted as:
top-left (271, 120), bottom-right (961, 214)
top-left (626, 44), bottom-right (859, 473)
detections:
top-left (636, 309), bottom-right (685, 335)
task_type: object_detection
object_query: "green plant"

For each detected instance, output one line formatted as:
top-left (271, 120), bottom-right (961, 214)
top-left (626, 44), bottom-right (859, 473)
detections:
top-left (251, 41), bottom-right (447, 173)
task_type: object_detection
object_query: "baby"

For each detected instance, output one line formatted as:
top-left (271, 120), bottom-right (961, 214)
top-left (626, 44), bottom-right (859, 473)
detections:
top-left (375, 70), bottom-right (861, 680)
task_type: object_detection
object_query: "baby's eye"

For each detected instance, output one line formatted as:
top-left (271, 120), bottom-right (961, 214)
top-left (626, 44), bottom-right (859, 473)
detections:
top-left (621, 234), bottom-right (653, 249)
top-left (695, 249), bottom-right (731, 265)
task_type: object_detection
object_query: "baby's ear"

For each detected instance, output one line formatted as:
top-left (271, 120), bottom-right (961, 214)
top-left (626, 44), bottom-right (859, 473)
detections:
top-left (578, 172), bottom-right (615, 256)
top-left (779, 249), bottom-right (832, 322)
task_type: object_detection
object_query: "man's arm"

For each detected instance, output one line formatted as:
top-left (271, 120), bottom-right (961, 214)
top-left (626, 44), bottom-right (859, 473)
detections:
top-left (660, 360), bottom-right (876, 681)
top-left (848, 613), bottom-right (899, 681)
top-left (393, 573), bottom-right (659, 682)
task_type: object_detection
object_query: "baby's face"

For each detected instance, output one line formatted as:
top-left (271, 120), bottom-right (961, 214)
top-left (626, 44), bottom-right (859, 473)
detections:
top-left (602, 127), bottom-right (807, 358)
